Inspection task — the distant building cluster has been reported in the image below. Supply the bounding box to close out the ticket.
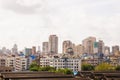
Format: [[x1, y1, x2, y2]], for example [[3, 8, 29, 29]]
[[0, 35, 120, 72]]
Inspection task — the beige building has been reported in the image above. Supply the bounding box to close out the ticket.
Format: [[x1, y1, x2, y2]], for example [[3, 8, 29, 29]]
[[62, 40, 73, 54], [15, 56, 27, 71], [42, 42, 49, 54], [98, 40, 104, 53], [82, 37, 96, 54], [6, 57, 15, 70], [49, 35, 58, 54], [74, 44, 84, 56], [104, 46, 110, 56], [6, 56, 27, 71], [112, 45, 120, 56], [32, 46, 36, 55], [0, 57, 6, 67]]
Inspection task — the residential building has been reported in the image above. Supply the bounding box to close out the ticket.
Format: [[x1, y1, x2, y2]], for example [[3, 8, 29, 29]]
[[62, 40, 73, 54], [98, 40, 104, 53], [0, 57, 6, 66], [40, 58, 81, 71], [6, 57, 15, 70], [15, 56, 27, 71], [74, 44, 84, 56], [104, 46, 110, 56], [49, 35, 58, 54], [32, 46, 36, 55], [12, 44, 18, 54], [0, 66, 13, 72], [42, 42, 49, 54], [112, 45, 120, 56], [82, 37, 96, 54], [82, 58, 104, 66], [24, 48, 32, 56], [2, 47, 7, 54], [93, 42, 98, 54]]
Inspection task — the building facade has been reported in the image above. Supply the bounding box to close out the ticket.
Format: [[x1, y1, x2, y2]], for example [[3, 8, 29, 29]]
[[104, 46, 110, 56], [98, 40, 104, 53], [32, 46, 36, 55], [6, 57, 15, 70], [24, 48, 32, 56], [62, 40, 73, 54], [74, 44, 84, 56], [42, 42, 49, 54], [49, 35, 58, 54], [82, 37, 96, 54], [40, 58, 81, 72], [112, 45, 120, 56], [15, 56, 27, 71], [0, 57, 6, 67], [12, 44, 18, 54]]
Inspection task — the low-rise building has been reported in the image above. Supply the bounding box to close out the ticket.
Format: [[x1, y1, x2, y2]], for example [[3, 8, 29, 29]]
[[82, 58, 104, 66], [6, 57, 15, 70], [15, 56, 27, 71], [40, 58, 81, 71]]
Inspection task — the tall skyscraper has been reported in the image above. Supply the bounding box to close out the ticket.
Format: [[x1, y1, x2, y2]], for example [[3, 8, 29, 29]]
[[104, 46, 110, 56], [82, 37, 96, 54], [32, 46, 36, 55], [24, 48, 32, 56], [62, 40, 73, 54], [2, 47, 7, 54], [42, 42, 49, 54], [93, 42, 98, 54], [49, 35, 58, 54], [112, 45, 119, 54], [72, 43, 76, 54], [74, 44, 84, 55], [37, 46, 41, 56], [12, 44, 18, 54], [98, 40, 104, 53]]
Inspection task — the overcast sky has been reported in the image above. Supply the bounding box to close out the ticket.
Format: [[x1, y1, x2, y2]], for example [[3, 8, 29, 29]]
[[0, 0, 120, 52]]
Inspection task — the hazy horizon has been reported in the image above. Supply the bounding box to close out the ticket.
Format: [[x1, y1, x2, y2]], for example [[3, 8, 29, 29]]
[[0, 0, 120, 52]]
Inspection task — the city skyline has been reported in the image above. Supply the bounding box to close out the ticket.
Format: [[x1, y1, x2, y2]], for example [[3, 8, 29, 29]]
[[0, 35, 119, 54], [0, 0, 120, 52]]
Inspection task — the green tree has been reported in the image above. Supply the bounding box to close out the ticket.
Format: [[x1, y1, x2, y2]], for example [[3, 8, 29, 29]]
[[29, 62, 39, 71], [115, 65, 120, 71], [29, 62, 72, 74], [55, 68, 73, 74], [81, 63, 94, 71], [30, 66, 39, 71], [39, 66, 56, 72], [56, 68, 65, 74], [64, 68, 73, 74], [95, 62, 114, 71], [29, 62, 38, 69]]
